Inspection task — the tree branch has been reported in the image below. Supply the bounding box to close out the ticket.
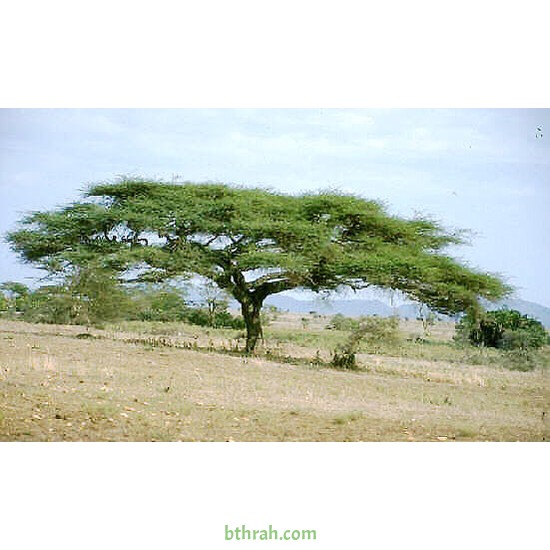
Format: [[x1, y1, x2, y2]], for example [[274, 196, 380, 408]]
[[247, 272, 289, 290], [253, 277, 300, 301]]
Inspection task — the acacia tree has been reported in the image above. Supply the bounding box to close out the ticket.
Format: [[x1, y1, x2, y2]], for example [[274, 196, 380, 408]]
[[7, 179, 510, 352]]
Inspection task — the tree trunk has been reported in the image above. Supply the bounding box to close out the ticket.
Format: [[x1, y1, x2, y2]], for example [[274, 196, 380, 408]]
[[241, 299, 263, 353]]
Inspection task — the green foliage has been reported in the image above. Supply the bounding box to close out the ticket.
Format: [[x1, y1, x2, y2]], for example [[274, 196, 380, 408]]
[[1, 274, 246, 329], [197, 280, 231, 327], [0, 281, 31, 313], [125, 283, 244, 328], [332, 316, 400, 369], [0, 268, 131, 326], [326, 313, 361, 331], [1, 281, 30, 299], [457, 308, 548, 351], [183, 307, 245, 329], [126, 283, 188, 322], [68, 267, 131, 325], [360, 316, 401, 348], [20, 285, 76, 324], [327, 314, 403, 348], [6, 178, 511, 351], [8, 269, 131, 326]]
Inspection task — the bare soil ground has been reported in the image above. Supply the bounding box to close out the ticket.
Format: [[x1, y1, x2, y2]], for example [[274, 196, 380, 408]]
[[0, 319, 547, 441]]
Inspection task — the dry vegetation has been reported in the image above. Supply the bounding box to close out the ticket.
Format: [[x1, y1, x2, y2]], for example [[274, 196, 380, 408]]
[[0, 316, 547, 441]]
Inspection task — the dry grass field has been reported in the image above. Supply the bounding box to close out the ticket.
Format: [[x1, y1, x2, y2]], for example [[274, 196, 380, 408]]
[[0, 317, 547, 441]]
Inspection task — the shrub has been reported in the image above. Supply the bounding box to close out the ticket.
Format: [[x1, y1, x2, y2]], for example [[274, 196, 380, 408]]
[[213, 310, 246, 329], [127, 284, 188, 322], [183, 307, 245, 329], [0, 281, 31, 316], [360, 316, 401, 348], [331, 316, 400, 369], [21, 286, 76, 325], [12, 269, 133, 326], [326, 313, 368, 331], [457, 308, 548, 351]]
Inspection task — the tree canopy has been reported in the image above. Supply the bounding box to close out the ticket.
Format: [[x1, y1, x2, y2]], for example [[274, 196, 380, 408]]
[[6, 178, 510, 351]]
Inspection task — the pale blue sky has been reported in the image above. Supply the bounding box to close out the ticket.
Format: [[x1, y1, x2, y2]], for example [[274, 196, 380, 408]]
[[1, 108, 549, 306]]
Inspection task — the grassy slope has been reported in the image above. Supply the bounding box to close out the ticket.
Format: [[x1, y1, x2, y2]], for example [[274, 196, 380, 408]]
[[0, 318, 547, 441]]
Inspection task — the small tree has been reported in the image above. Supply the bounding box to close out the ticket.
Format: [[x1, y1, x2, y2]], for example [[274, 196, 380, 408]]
[[13, 268, 130, 326], [417, 304, 437, 337], [22, 285, 76, 324], [67, 266, 131, 325], [7, 179, 510, 352], [127, 282, 188, 321], [198, 279, 231, 327]]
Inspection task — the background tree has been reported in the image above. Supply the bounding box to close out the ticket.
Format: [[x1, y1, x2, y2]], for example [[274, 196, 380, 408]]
[[196, 279, 231, 327], [417, 303, 437, 338], [126, 282, 189, 322], [457, 308, 548, 351], [0, 281, 31, 314], [20, 284, 76, 325], [0, 269, 130, 325], [7, 178, 510, 352], [65, 266, 131, 325]]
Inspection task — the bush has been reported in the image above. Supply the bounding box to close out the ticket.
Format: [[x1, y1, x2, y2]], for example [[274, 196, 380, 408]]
[[21, 286, 76, 325], [360, 316, 401, 348], [0, 281, 31, 316], [11, 269, 133, 326], [212, 310, 246, 329], [127, 284, 188, 322], [331, 316, 400, 369], [326, 313, 373, 331], [183, 307, 245, 329], [457, 308, 548, 351]]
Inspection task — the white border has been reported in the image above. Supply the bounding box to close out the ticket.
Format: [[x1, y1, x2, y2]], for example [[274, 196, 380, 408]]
[[1, 2, 547, 549]]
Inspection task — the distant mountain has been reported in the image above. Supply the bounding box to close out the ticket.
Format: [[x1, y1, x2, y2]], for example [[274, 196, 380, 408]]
[[186, 284, 550, 328], [264, 295, 550, 327], [264, 295, 394, 317]]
